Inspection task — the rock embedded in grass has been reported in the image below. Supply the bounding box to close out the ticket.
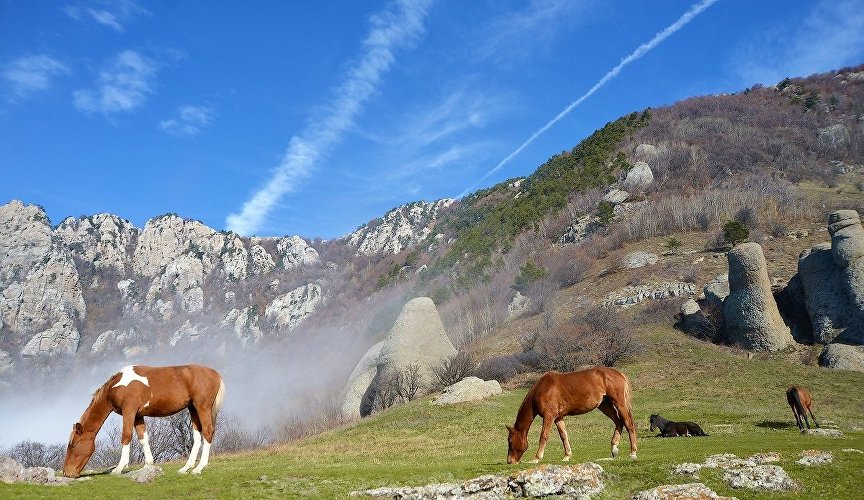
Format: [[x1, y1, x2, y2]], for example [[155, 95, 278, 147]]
[[633, 482, 734, 500], [796, 450, 833, 466], [723, 464, 798, 491], [123, 464, 163, 483]]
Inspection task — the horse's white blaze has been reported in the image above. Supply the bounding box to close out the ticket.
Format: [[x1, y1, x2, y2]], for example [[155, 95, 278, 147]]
[[143, 401, 150, 408], [179, 428, 202, 474], [191, 439, 211, 474], [112, 443, 131, 474], [112, 365, 149, 388], [140, 431, 154, 465]]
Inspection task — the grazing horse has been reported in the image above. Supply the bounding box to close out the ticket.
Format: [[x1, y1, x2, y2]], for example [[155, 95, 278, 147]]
[[63, 364, 225, 478], [786, 385, 819, 432], [649, 414, 708, 437], [506, 367, 637, 464]]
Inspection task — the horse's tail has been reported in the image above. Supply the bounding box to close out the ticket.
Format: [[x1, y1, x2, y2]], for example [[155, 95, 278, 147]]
[[790, 387, 806, 419], [212, 378, 226, 423], [622, 372, 634, 421]]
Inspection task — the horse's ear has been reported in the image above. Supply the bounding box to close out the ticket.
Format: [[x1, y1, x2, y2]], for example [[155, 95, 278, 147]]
[[73, 422, 83, 434]]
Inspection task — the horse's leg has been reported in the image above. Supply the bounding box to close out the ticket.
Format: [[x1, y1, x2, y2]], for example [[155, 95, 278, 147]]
[[134, 415, 154, 465], [791, 405, 803, 431], [597, 399, 623, 458], [530, 415, 555, 463], [111, 409, 136, 474], [191, 398, 215, 474], [807, 405, 820, 428], [555, 419, 572, 462], [610, 397, 637, 458], [178, 408, 202, 474]]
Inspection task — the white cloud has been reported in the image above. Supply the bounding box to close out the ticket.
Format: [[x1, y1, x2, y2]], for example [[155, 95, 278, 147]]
[[159, 105, 215, 137], [73, 50, 157, 115], [460, 0, 720, 197], [733, 0, 864, 86], [2, 55, 70, 99], [63, 0, 150, 32], [225, 0, 434, 236]]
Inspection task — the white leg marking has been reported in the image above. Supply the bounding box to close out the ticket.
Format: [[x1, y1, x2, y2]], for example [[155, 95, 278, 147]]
[[140, 431, 154, 465], [178, 428, 201, 474], [112, 443, 130, 474], [191, 439, 211, 474], [612, 445, 619, 458]]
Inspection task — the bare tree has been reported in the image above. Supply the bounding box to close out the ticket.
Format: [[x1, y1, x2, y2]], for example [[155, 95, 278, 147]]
[[393, 364, 424, 402], [432, 351, 475, 389]]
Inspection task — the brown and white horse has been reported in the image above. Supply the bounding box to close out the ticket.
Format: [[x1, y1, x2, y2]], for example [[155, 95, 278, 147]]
[[63, 364, 225, 478], [506, 367, 637, 464], [786, 385, 819, 432]]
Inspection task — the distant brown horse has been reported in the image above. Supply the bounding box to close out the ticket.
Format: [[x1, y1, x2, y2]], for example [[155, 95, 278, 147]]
[[506, 367, 637, 464], [786, 385, 819, 432], [63, 364, 225, 478]]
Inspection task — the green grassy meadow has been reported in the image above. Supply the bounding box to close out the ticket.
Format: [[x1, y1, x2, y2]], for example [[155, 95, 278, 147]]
[[3, 329, 863, 499]]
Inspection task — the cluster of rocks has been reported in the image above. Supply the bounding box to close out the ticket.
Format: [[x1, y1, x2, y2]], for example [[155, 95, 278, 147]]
[[0, 456, 73, 486], [350, 463, 605, 499], [679, 210, 864, 370], [674, 453, 798, 492], [341, 297, 457, 418], [604, 282, 697, 307], [345, 199, 453, 256], [432, 377, 502, 405]]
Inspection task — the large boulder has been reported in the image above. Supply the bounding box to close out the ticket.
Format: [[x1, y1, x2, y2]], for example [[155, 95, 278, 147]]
[[432, 377, 502, 405], [723, 243, 791, 351], [798, 210, 864, 345], [820, 343, 864, 372], [342, 297, 456, 418], [620, 161, 654, 192]]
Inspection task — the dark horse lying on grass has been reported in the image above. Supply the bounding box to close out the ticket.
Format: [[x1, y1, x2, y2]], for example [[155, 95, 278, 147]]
[[786, 385, 819, 432], [506, 366, 637, 464], [649, 414, 708, 437]]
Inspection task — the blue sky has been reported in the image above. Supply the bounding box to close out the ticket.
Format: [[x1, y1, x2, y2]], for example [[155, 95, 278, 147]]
[[2, 0, 863, 239]]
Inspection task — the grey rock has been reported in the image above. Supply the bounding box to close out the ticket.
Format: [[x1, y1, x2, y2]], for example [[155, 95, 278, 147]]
[[724, 243, 791, 351], [124, 464, 163, 483], [275, 235, 320, 269], [622, 251, 658, 269], [796, 450, 832, 466], [817, 124, 851, 149], [602, 189, 629, 205], [0, 200, 53, 287], [634, 144, 657, 162], [804, 428, 843, 437], [680, 299, 700, 316], [265, 283, 323, 332], [432, 377, 502, 405], [633, 482, 733, 500], [21, 319, 80, 356], [620, 161, 654, 192], [820, 343, 864, 372], [507, 292, 532, 320], [341, 341, 385, 418], [559, 214, 600, 244], [346, 199, 454, 256], [509, 463, 604, 498], [723, 465, 797, 491], [0, 456, 24, 483]]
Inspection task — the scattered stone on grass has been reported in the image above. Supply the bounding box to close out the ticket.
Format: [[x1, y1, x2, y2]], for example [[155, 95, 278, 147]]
[[672, 463, 702, 478], [805, 428, 843, 437], [123, 464, 163, 483], [748, 452, 781, 464], [0, 456, 72, 486], [796, 450, 833, 466], [722, 465, 798, 491], [633, 482, 735, 500], [841, 448, 863, 454], [350, 463, 605, 498], [702, 454, 755, 469]]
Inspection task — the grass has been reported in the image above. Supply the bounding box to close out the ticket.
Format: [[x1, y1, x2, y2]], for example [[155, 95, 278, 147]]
[[3, 328, 863, 499]]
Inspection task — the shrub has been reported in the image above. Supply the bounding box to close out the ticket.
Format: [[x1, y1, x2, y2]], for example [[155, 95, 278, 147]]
[[475, 355, 524, 382], [663, 236, 683, 253], [723, 220, 749, 246], [512, 261, 547, 293], [596, 201, 615, 224], [432, 352, 476, 389]]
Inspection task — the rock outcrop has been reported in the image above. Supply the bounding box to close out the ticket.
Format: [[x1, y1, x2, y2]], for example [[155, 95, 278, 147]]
[[820, 343, 864, 372], [346, 199, 454, 256], [432, 377, 502, 405], [620, 161, 654, 192], [342, 297, 456, 418], [723, 243, 791, 351]]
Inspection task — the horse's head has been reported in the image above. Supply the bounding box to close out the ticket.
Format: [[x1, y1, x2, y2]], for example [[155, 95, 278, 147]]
[[649, 414, 660, 432], [506, 425, 527, 464], [63, 422, 95, 478]]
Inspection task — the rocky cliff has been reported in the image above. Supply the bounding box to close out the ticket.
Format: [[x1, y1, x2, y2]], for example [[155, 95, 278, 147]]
[[345, 199, 453, 255]]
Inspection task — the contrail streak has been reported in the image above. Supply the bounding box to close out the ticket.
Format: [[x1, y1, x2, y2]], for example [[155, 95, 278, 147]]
[[226, 0, 433, 235], [458, 0, 720, 198]]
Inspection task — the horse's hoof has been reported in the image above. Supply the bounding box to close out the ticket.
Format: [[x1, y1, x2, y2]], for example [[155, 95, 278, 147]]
[[562, 456, 571, 462], [529, 459, 540, 464], [191, 469, 203, 475], [611, 446, 619, 458], [177, 468, 189, 475], [629, 453, 638, 460], [110, 468, 123, 475]]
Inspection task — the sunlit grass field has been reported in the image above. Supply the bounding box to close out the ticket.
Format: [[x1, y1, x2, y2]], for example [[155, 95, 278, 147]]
[[3, 329, 863, 499]]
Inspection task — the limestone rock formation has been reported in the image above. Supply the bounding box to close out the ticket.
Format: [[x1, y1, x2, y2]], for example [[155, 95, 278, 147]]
[[820, 343, 864, 372], [798, 210, 864, 345], [558, 214, 599, 244], [817, 123, 851, 149], [346, 199, 454, 256], [723, 243, 791, 351], [55, 213, 136, 274], [621, 251, 658, 269], [0, 201, 53, 286], [432, 377, 502, 405], [276, 235, 321, 269], [620, 161, 654, 192], [265, 283, 323, 332], [601, 188, 629, 204], [342, 297, 456, 418], [634, 143, 658, 162]]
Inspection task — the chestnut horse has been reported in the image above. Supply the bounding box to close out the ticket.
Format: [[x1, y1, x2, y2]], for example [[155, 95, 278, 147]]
[[786, 385, 819, 432], [506, 367, 637, 464], [63, 364, 225, 478]]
